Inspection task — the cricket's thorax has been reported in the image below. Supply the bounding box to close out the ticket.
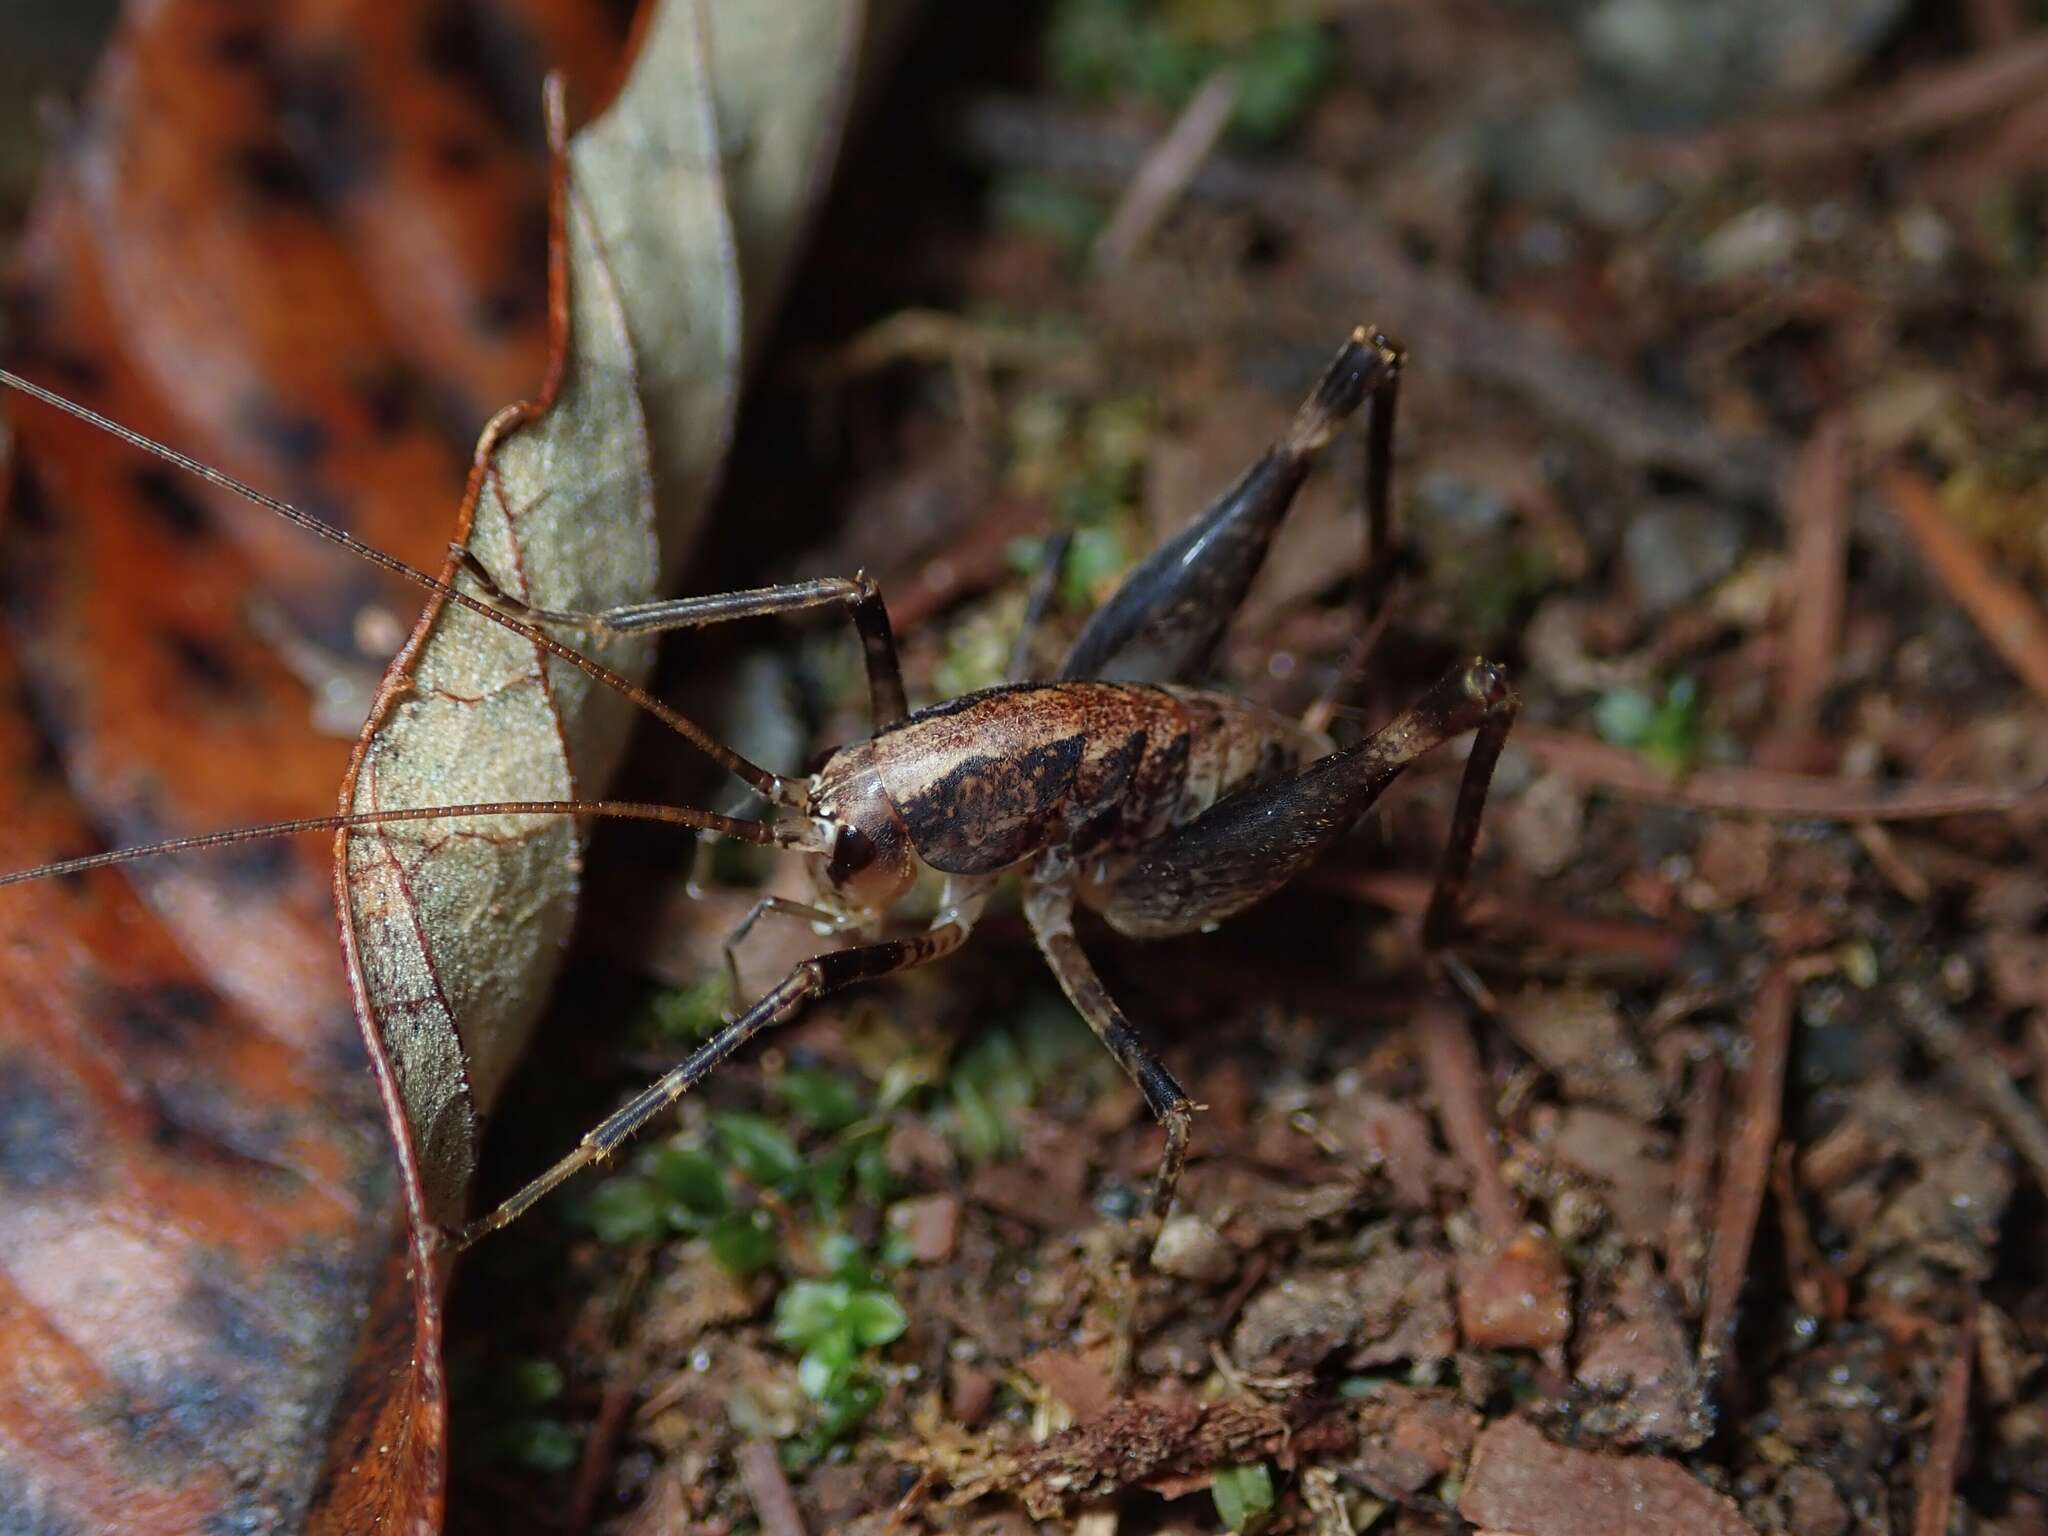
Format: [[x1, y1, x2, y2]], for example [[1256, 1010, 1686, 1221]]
[[807, 683, 1330, 906]]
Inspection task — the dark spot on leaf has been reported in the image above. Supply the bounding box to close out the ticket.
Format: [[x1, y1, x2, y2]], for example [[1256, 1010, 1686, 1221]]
[[211, 23, 264, 67], [4, 677, 68, 785], [113, 1361, 259, 1451], [164, 630, 243, 698], [7, 459, 57, 535], [201, 1493, 292, 1536], [350, 358, 423, 438], [471, 193, 550, 337], [233, 141, 322, 208], [434, 135, 489, 176], [105, 981, 219, 1050], [219, 838, 297, 892], [142, 1078, 289, 1175], [472, 285, 535, 337], [238, 398, 329, 470], [181, 1272, 284, 1367], [131, 465, 213, 541], [420, 0, 547, 144], [269, 48, 385, 203], [0, 1054, 94, 1194]]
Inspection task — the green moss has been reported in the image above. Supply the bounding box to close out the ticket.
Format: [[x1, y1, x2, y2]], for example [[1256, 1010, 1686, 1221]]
[[1212, 1461, 1277, 1530], [991, 175, 1106, 253], [1594, 676, 1701, 773], [1046, 0, 1335, 142]]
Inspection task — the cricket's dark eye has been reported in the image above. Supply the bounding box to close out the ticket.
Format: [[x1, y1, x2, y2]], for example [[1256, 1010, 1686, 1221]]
[[827, 824, 879, 886]]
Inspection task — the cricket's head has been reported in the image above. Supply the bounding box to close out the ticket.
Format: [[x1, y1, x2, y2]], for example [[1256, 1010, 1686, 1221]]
[[801, 738, 918, 920]]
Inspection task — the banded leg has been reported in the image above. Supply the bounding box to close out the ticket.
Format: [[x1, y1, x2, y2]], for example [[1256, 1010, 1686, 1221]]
[[1023, 881, 1195, 1220], [454, 555, 909, 729], [457, 902, 981, 1248]]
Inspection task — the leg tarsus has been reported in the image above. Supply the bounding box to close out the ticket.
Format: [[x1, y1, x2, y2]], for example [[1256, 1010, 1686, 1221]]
[[1419, 658, 1518, 952], [1024, 882, 1197, 1221]]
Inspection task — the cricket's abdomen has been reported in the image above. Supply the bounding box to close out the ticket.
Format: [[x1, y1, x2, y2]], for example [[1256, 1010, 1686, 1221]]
[[865, 682, 1327, 879]]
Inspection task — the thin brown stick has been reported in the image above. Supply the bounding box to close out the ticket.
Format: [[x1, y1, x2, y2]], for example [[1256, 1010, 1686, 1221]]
[[1415, 1002, 1520, 1244], [1515, 724, 2048, 822], [1913, 1287, 1980, 1536], [1093, 66, 1241, 269], [1701, 966, 1794, 1377], [1779, 412, 1851, 738], [566, 1377, 636, 1536], [1315, 868, 1685, 970], [1967, 0, 2029, 44], [1884, 465, 2048, 709], [1634, 33, 2048, 178], [1896, 981, 2048, 1196], [1666, 1050, 1724, 1316], [739, 1439, 809, 1536], [1772, 1142, 1848, 1321]]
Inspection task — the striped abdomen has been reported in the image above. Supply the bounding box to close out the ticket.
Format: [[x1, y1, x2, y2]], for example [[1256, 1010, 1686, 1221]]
[[839, 681, 1328, 879]]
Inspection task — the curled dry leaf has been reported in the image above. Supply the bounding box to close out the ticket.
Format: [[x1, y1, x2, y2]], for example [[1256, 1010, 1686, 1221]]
[[331, 2, 885, 1529], [0, 0, 881, 1530]]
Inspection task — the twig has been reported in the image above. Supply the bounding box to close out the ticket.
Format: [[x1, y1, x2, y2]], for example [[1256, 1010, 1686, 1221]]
[[1316, 868, 1685, 970], [1515, 724, 2048, 822], [1666, 1049, 1723, 1316], [1007, 528, 1073, 683], [1771, 1142, 1848, 1321], [1633, 33, 2048, 178], [1913, 1287, 1980, 1536], [1968, 0, 2030, 44], [740, 1439, 809, 1536], [566, 1377, 637, 1536], [958, 95, 1790, 505], [1895, 980, 2048, 1196], [1853, 822, 1933, 903], [1884, 465, 2048, 709], [1414, 1002, 1520, 1244], [1701, 966, 1794, 1378], [1094, 67, 1242, 269], [1778, 412, 1851, 740]]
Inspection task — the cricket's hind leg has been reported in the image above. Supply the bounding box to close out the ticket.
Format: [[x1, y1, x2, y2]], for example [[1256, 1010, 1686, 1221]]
[[1060, 326, 1403, 686], [1097, 657, 1519, 965]]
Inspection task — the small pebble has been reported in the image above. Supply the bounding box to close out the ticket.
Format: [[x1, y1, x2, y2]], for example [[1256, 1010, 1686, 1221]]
[[1149, 1213, 1237, 1283]]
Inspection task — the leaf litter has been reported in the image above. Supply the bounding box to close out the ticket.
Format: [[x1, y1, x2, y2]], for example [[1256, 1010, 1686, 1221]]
[[446, 4, 2048, 1532]]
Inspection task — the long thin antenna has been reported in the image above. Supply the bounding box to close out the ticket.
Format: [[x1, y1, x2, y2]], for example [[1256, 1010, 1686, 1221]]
[[0, 798, 805, 889], [0, 370, 798, 805]]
